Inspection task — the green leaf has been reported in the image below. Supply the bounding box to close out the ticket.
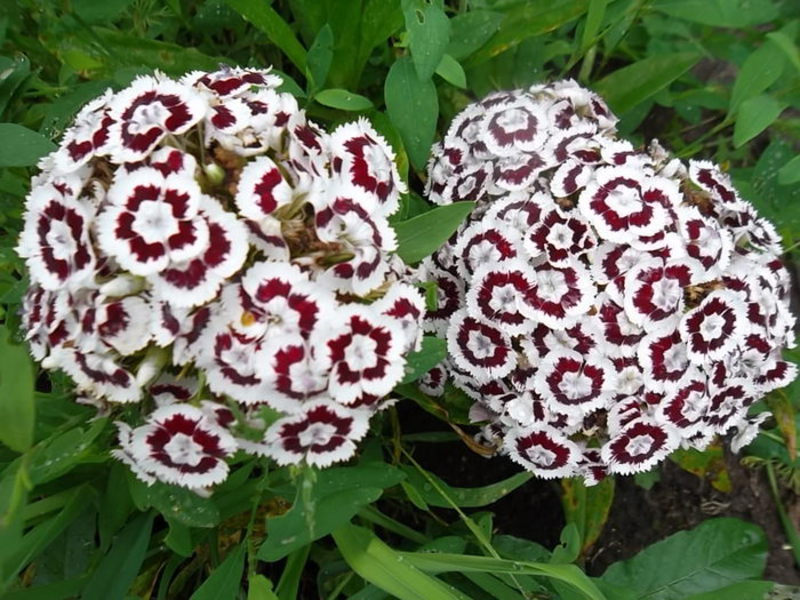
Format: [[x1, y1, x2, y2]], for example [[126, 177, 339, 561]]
[[403, 0, 451, 81], [2, 577, 87, 600], [0, 326, 34, 452], [398, 551, 606, 600], [258, 464, 404, 561], [81, 512, 154, 600], [601, 517, 768, 600], [561, 477, 615, 556], [306, 24, 334, 93], [400, 464, 532, 508], [129, 479, 220, 528], [394, 202, 475, 264], [684, 581, 774, 600], [733, 95, 785, 148], [333, 524, 468, 600], [651, 0, 779, 27], [191, 543, 246, 600], [594, 52, 700, 115], [446, 10, 503, 61], [248, 575, 279, 600], [766, 30, 800, 73], [468, 0, 589, 65], [385, 56, 438, 171], [580, 0, 607, 52], [0, 54, 30, 120], [1, 485, 93, 589], [226, 0, 307, 72], [778, 156, 800, 185], [0, 124, 55, 168], [93, 29, 224, 76], [435, 54, 467, 88], [72, 0, 134, 23], [315, 88, 373, 111], [729, 41, 787, 114], [401, 336, 447, 384]]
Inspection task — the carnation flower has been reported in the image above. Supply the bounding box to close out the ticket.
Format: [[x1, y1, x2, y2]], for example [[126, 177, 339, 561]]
[[19, 66, 419, 491], [421, 79, 796, 484]]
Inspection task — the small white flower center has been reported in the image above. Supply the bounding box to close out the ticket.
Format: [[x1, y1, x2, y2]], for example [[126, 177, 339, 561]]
[[526, 445, 556, 467], [651, 276, 682, 312], [163, 432, 205, 466], [605, 185, 642, 217], [467, 330, 495, 360], [536, 269, 567, 302], [663, 343, 687, 372], [129, 101, 169, 135], [46, 220, 78, 259], [496, 108, 530, 134], [298, 422, 337, 447], [626, 434, 654, 456], [133, 200, 179, 243], [546, 223, 573, 249], [489, 283, 518, 313], [344, 334, 378, 371], [559, 371, 592, 400], [700, 313, 725, 340], [468, 240, 502, 273]]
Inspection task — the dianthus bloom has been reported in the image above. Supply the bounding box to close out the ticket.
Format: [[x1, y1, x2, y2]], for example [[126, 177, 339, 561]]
[[18, 67, 420, 492], [422, 79, 796, 483]]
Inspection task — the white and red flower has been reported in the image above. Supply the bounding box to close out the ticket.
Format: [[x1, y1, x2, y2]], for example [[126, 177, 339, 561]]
[[263, 401, 370, 468], [125, 404, 237, 488]]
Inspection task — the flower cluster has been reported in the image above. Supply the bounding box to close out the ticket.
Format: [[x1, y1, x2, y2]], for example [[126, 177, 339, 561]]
[[18, 67, 420, 491], [422, 80, 796, 483]]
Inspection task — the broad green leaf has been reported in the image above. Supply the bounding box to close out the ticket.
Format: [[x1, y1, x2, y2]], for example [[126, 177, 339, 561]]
[[165, 518, 193, 557], [226, 0, 307, 72], [778, 155, 800, 185], [400, 464, 532, 508], [333, 524, 468, 600], [729, 42, 787, 114], [401, 336, 447, 384], [580, 0, 607, 52], [0, 124, 55, 168], [734, 95, 785, 147], [306, 24, 333, 93], [315, 88, 373, 111], [734, 139, 800, 230], [0, 54, 30, 120], [766, 30, 800, 73], [258, 464, 404, 561], [129, 478, 220, 528], [435, 54, 467, 88], [493, 535, 551, 563], [651, 0, 779, 27], [446, 10, 503, 61], [403, 0, 451, 81], [248, 575, 279, 600], [0, 486, 93, 589], [399, 551, 606, 600], [81, 512, 154, 600], [0, 326, 34, 452], [385, 56, 438, 171], [595, 52, 700, 115], [191, 543, 246, 600], [394, 202, 475, 264], [684, 581, 774, 600], [72, 0, 134, 23], [2, 577, 87, 600], [601, 518, 768, 600], [28, 418, 107, 485], [93, 29, 224, 76], [468, 0, 589, 65], [98, 462, 134, 550], [275, 545, 309, 600], [669, 444, 731, 493], [561, 477, 615, 556]]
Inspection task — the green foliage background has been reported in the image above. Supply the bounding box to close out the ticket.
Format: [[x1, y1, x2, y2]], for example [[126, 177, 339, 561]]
[[0, 0, 798, 598]]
